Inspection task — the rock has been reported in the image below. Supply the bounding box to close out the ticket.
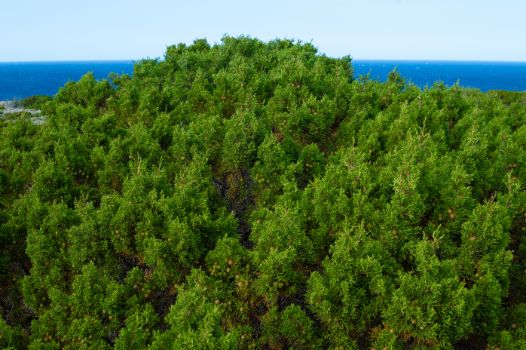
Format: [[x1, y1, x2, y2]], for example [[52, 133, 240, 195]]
[[0, 100, 46, 125]]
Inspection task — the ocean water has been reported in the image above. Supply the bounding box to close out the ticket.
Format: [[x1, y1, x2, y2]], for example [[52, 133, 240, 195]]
[[1, 60, 526, 100], [353, 60, 526, 92], [0, 61, 134, 100]]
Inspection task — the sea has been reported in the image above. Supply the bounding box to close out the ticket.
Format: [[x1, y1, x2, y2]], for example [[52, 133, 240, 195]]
[[1, 60, 526, 100]]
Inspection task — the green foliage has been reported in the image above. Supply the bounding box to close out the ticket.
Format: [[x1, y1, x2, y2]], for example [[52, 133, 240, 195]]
[[383, 241, 476, 348], [260, 305, 319, 349], [19, 95, 52, 110], [1, 36, 525, 349], [0, 317, 26, 349], [150, 269, 246, 349]]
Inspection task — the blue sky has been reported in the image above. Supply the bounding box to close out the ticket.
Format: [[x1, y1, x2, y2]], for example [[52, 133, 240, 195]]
[[1, 0, 525, 62]]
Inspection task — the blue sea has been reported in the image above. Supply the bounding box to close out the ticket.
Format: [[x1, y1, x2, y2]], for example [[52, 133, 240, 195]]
[[353, 60, 526, 92], [0, 61, 134, 100], [1, 60, 526, 100]]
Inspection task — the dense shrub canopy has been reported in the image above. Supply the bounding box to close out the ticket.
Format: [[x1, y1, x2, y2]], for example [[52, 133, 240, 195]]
[[1, 36, 526, 349]]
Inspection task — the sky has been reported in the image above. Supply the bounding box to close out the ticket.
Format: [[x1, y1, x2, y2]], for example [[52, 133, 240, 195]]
[[1, 0, 525, 62]]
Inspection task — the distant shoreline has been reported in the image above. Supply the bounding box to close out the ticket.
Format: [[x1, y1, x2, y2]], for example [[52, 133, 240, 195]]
[[0, 100, 46, 125], [0, 100, 40, 114]]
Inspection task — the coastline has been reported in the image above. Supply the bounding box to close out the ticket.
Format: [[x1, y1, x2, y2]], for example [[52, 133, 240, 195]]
[[0, 100, 46, 125], [0, 100, 40, 114]]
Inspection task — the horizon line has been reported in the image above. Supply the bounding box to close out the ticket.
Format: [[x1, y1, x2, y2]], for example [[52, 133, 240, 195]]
[[0, 59, 137, 64], [1, 58, 526, 64]]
